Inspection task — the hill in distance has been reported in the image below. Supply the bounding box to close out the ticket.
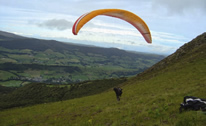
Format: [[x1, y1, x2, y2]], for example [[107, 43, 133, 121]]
[[0, 33, 205, 125], [0, 31, 27, 40], [0, 30, 164, 86]]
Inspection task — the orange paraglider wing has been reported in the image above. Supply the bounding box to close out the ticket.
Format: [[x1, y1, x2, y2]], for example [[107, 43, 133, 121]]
[[72, 9, 152, 43]]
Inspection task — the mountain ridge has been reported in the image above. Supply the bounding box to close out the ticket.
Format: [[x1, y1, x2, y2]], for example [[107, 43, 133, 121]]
[[0, 30, 163, 58], [0, 30, 27, 40]]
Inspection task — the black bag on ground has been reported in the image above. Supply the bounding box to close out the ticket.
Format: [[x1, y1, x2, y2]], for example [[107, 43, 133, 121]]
[[180, 96, 206, 113]]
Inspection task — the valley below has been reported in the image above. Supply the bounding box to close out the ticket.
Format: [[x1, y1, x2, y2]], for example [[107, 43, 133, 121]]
[[0, 31, 164, 86]]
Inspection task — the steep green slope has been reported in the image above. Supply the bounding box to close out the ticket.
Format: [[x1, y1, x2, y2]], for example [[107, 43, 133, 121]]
[[0, 33, 206, 125]]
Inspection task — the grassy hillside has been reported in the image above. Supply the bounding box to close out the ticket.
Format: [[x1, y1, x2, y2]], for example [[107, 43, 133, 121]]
[[0, 78, 127, 110], [0, 33, 206, 126]]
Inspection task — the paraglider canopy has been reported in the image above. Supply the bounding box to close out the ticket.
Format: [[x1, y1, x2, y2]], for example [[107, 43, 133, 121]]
[[72, 9, 152, 43]]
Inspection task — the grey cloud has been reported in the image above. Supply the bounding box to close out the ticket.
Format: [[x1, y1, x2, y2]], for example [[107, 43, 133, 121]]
[[152, 0, 206, 15], [37, 19, 73, 30]]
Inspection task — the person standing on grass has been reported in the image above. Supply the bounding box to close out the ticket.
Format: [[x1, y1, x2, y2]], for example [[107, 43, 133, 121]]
[[113, 87, 123, 101]]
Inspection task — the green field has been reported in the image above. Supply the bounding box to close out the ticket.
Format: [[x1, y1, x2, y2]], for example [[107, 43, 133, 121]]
[[0, 44, 163, 86]]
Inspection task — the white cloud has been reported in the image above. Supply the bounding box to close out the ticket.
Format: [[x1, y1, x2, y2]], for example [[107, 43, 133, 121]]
[[152, 0, 206, 16], [37, 19, 73, 30]]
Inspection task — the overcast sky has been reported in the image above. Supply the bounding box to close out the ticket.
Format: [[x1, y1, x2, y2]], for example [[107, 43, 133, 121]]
[[0, 0, 206, 55]]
